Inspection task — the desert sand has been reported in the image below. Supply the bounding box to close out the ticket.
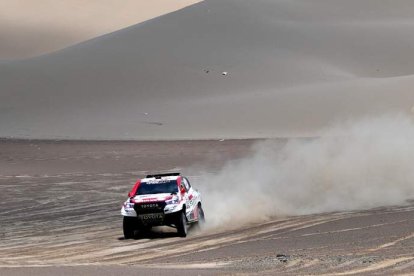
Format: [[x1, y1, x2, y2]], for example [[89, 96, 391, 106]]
[[0, 0, 201, 59], [1, 140, 414, 275], [2, 1, 414, 275]]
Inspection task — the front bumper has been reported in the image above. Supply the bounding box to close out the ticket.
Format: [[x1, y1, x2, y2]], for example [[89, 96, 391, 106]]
[[121, 201, 183, 226]]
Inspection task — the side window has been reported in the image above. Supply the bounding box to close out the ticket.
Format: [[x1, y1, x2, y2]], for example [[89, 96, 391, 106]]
[[183, 178, 190, 191]]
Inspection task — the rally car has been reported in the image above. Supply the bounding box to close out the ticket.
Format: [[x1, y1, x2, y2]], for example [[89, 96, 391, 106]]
[[121, 173, 205, 238]]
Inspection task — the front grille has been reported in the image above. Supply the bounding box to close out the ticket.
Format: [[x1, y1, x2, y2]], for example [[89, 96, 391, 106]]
[[134, 201, 166, 214]]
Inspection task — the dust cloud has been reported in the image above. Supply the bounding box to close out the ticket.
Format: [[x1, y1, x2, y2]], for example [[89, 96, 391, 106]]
[[200, 114, 414, 228]]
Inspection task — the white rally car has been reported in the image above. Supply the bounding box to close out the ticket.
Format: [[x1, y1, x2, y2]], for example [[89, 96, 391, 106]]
[[121, 173, 204, 238]]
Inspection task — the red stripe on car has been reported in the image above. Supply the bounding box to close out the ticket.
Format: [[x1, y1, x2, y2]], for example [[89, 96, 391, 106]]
[[128, 180, 141, 197]]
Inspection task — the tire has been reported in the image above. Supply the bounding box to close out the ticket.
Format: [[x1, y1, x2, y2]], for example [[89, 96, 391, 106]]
[[176, 211, 188, 237], [193, 205, 205, 231], [123, 217, 136, 239], [197, 205, 205, 223]]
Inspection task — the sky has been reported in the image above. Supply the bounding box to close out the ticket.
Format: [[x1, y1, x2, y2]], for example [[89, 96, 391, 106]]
[[0, 0, 200, 59]]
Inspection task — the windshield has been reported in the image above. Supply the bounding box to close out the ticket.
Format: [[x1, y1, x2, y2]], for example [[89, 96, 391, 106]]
[[136, 180, 178, 195]]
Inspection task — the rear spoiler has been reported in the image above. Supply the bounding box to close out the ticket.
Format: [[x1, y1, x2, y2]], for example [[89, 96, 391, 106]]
[[146, 172, 180, 178]]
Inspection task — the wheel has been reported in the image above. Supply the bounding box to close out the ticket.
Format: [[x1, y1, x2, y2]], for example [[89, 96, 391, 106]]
[[123, 216, 136, 239], [193, 205, 205, 231], [176, 211, 188, 237], [197, 205, 205, 224]]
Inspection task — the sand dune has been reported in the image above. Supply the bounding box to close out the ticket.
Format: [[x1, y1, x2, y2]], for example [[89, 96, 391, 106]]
[[0, 0, 200, 59], [2, 0, 414, 139]]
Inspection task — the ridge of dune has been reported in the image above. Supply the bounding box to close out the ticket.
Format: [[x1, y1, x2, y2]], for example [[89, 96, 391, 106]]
[[1, 0, 414, 140], [0, 0, 201, 60]]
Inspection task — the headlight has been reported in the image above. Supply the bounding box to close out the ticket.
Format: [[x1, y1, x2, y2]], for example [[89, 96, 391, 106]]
[[166, 197, 179, 205], [124, 203, 134, 208]]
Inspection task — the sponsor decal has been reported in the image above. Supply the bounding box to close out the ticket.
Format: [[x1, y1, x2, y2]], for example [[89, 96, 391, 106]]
[[188, 198, 196, 207], [146, 180, 170, 184], [139, 213, 164, 220], [141, 203, 159, 209], [141, 198, 157, 202]]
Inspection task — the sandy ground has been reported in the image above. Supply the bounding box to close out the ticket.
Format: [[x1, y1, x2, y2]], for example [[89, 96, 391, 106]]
[[1, 139, 414, 275], [0, 0, 201, 59], [2, 0, 414, 139]]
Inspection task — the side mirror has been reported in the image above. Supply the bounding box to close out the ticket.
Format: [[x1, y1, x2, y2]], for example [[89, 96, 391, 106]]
[[128, 192, 132, 197], [180, 186, 186, 194]]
